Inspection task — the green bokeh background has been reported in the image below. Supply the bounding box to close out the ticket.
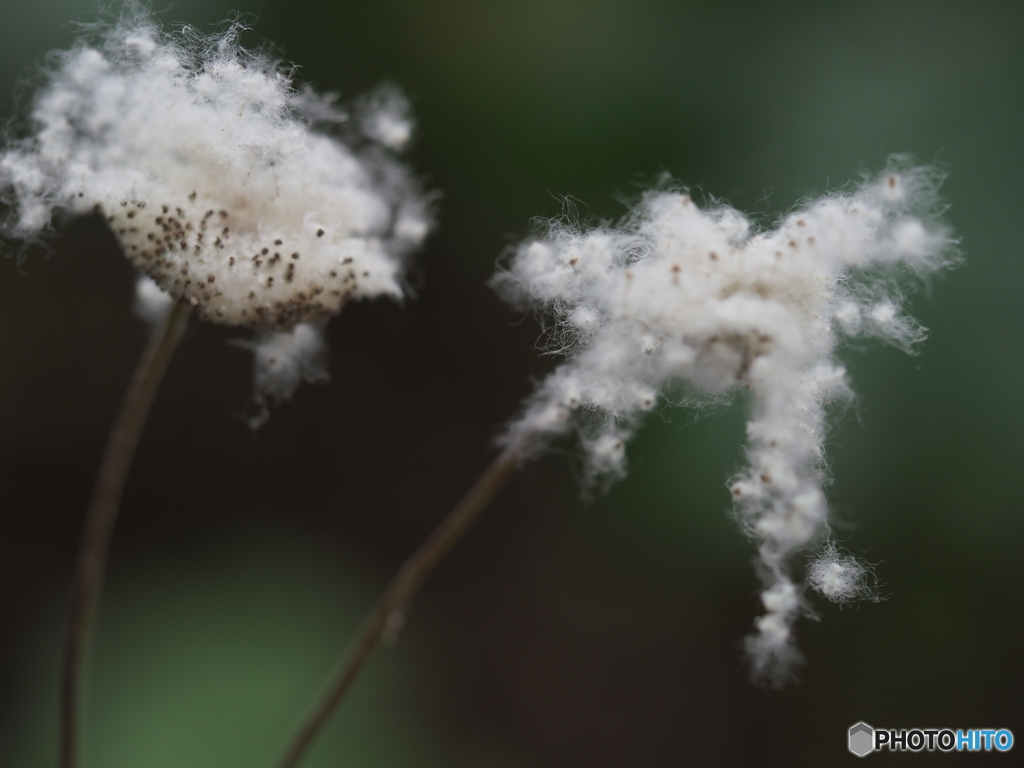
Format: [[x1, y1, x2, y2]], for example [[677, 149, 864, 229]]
[[1, 0, 1021, 765]]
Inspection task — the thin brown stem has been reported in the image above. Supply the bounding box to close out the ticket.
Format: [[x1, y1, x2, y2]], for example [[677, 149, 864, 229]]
[[60, 300, 191, 768], [273, 432, 535, 768]]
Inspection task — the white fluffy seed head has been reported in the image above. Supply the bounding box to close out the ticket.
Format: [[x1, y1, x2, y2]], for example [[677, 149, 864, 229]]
[[0, 8, 431, 330], [493, 162, 955, 682]]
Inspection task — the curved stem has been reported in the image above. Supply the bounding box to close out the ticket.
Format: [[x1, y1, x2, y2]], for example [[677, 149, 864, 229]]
[[60, 301, 191, 768], [273, 432, 535, 768]]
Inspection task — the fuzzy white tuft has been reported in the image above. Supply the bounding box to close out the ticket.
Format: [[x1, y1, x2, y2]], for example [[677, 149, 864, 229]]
[[248, 323, 329, 429], [0, 8, 430, 330], [132, 274, 173, 326], [492, 163, 956, 682], [806, 540, 880, 604]]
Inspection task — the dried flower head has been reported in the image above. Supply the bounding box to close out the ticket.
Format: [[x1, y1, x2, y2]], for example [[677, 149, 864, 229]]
[[1, 6, 430, 407], [493, 162, 956, 683]]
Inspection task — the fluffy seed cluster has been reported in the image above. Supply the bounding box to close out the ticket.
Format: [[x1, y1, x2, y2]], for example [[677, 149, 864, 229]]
[[0, 9, 429, 405], [493, 164, 955, 682]]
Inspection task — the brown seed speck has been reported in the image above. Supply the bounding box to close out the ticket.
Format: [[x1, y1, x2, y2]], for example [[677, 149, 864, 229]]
[[316, 228, 324, 237], [291, 252, 299, 260], [274, 239, 282, 245]]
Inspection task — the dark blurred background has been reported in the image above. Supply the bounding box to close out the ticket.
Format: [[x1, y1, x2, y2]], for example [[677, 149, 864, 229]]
[[1, 0, 1022, 765]]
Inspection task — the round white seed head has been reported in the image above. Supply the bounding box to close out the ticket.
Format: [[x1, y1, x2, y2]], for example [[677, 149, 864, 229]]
[[1, 11, 431, 330]]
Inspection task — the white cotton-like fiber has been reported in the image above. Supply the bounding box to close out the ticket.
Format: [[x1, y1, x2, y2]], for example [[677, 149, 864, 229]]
[[493, 162, 956, 682], [247, 323, 330, 428], [806, 540, 880, 604], [132, 274, 173, 326]]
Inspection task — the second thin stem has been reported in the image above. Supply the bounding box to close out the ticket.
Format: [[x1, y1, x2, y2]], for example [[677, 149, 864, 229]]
[[274, 432, 535, 768]]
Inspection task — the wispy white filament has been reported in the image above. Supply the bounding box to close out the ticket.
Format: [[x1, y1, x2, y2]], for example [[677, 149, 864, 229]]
[[493, 163, 955, 682]]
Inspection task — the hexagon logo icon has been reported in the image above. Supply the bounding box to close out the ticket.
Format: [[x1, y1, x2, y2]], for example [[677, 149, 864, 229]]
[[849, 722, 874, 757]]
